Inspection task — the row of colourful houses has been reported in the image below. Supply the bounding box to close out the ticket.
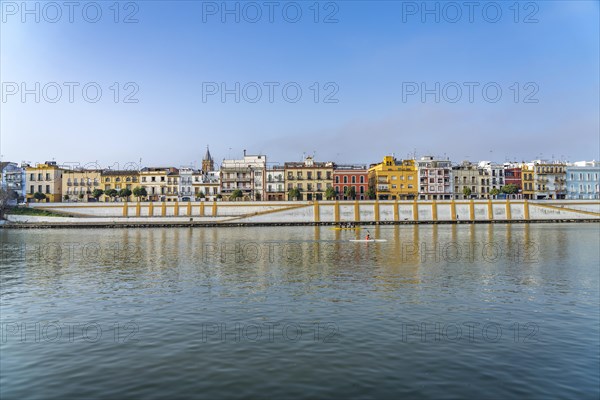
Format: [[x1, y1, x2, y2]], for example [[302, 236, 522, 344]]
[[2, 148, 599, 203]]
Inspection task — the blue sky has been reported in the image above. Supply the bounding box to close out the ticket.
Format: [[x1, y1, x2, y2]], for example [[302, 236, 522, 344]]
[[1, 0, 599, 168]]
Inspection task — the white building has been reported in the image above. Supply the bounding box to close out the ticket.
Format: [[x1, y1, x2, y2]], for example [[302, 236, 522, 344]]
[[1, 162, 26, 204], [193, 170, 220, 201], [478, 161, 505, 196], [417, 156, 452, 200], [178, 167, 195, 201], [220, 151, 266, 201], [527, 160, 567, 199], [567, 161, 600, 200], [266, 166, 285, 201]]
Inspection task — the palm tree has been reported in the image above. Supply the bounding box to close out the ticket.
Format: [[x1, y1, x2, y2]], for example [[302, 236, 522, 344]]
[[231, 189, 243, 201], [288, 188, 301, 201], [324, 187, 336, 200], [344, 186, 356, 200], [366, 187, 376, 200]]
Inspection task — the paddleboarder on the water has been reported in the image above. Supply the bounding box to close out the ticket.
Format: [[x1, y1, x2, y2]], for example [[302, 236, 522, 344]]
[[365, 233, 371, 240]]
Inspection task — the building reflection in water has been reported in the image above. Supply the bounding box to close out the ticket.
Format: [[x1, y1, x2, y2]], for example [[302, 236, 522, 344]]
[[0, 223, 588, 302]]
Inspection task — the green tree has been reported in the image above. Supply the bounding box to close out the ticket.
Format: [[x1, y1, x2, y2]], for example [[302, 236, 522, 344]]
[[78, 193, 85, 200], [216, 194, 223, 200], [288, 188, 301, 201], [366, 187, 376, 200], [33, 192, 47, 202], [132, 186, 147, 201], [344, 186, 356, 200], [196, 191, 205, 201], [462, 187, 472, 198], [105, 189, 118, 201], [119, 188, 132, 200], [63, 194, 70, 201], [501, 184, 518, 195], [490, 188, 500, 197], [92, 189, 104, 200], [323, 187, 335, 200], [231, 189, 243, 201]]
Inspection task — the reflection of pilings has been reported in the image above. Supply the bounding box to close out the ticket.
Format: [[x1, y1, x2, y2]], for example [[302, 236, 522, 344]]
[[413, 200, 419, 221], [450, 223, 457, 243], [505, 223, 513, 260], [469, 223, 475, 245], [413, 224, 420, 248], [469, 199, 475, 221], [392, 225, 401, 267], [374, 225, 382, 260], [432, 224, 439, 248]]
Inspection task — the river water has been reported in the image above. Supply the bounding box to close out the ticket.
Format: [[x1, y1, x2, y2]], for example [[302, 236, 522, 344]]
[[1, 223, 599, 399]]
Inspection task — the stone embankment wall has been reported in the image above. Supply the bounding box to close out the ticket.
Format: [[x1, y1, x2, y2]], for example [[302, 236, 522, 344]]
[[3, 200, 598, 227]]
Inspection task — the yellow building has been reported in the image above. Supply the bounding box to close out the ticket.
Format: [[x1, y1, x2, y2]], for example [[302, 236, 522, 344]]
[[63, 169, 102, 202], [368, 156, 418, 200], [25, 161, 65, 202], [101, 170, 140, 202], [284, 157, 333, 201], [521, 164, 534, 199]]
